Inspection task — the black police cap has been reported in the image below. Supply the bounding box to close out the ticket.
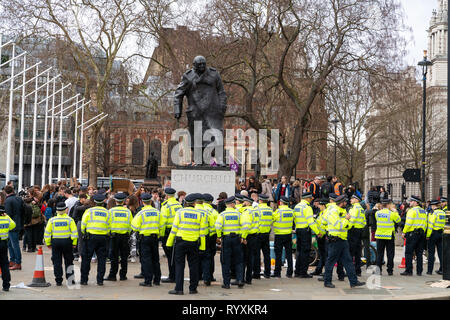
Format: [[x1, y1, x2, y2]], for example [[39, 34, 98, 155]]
[[165, 187, 176, 195], [56, 202, 67, 211], [329, 193, 338, 200], [319, 198, 329, 205], [185, 194, 197, 203], [280, 196, 290, 204], [93, 193, 106, 203], [380, 198, 392, 204], [192, 193, 204, 201], [334, 195, 347, 204], [430, 199, 440, 205], [114, 192, 127, 201], [242, 195, 253, 203], [258, 194, 269, 201], [203, 193, 214, 202], [235, 193, 244, 201], [225, 196, 236, 204], [351, 194, 362, 201], [141, 193, 152, 201], [302, 192, 313, 199], [408, 195, 422, 203]]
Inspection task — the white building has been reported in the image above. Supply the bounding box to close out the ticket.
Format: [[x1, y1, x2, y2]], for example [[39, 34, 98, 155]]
[[364, 0, 448, 201]]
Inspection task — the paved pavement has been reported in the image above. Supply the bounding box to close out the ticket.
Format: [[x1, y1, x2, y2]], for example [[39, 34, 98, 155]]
[[2, 242, 449, 300]]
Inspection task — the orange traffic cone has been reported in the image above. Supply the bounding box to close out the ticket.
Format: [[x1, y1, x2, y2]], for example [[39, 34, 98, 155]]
[[398, 239, 406, 268], [28, 247, 51, 287]]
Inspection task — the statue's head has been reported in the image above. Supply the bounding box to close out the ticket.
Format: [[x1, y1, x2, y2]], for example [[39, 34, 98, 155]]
[[193, 56, 206, 74]]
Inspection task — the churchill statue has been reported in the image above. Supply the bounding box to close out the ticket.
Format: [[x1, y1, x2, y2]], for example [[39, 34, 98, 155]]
[[173, 56, 227, 165]]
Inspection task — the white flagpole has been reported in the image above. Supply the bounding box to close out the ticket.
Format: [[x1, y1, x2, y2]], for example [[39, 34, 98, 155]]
[[79, 101, 85, 181], [41, 70, 51, 186], [72, 95, 79, 179], [6, 43, 16, 183], [18, 54, 27, 191], [30, 64, 39, 186], [58, 86, 64, 181], [48, 80, 57, 185]]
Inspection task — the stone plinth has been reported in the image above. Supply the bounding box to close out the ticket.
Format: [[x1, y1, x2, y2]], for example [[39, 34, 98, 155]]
[[171, 166, 235, 201]]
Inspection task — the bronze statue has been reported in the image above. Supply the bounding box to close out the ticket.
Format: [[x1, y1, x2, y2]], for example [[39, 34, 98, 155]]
[[145, 152, 158, 179], [174, 56, 227, 164]]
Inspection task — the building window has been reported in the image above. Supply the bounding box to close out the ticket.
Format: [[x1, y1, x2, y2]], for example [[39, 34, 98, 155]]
[[132, 138, 144, 165], [117, 111, 128, 121]]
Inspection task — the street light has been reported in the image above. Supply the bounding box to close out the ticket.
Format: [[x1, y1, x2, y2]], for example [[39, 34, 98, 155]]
[[418, 50, 432, 202], [330, 118, 339, 176]]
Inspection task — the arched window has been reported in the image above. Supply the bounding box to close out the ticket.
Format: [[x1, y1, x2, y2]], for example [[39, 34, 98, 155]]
[[132, 139, 144, 165], [117, 111, 128, 121], [149, 139, 162, 165]]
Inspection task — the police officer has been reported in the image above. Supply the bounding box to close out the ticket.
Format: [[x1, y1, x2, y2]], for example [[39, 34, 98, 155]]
[[310, 198, 329, 276], [105, 192, 132, 281], [317, 194, 345, 281], [215, 196, 247, 289], [254, 194, 273, 279], [240, 195, 259, 284], [202, 193, 219, 282], [401, 195, 427, 276], [374, 198, 400, 276], [441, 197, 448, 211], [230, 193, 244, 279], [323, 195, 365, 288], [160, 187, 182, 283], [272, 196, 294, 278], [166, 194, 207, 295], [0, 205, 16, 292], [131, 193, 166, 287], [44, 202, 78, 286], [80, 193, 111, 286], [347, 194, 366, 276], [235, 194, 244, 212], [426, 199, 446, 275], [194, 194, 213, 285], [294, 192, 323, 278]]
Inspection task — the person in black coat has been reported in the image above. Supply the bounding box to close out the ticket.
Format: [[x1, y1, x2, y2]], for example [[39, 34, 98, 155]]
[[367, 187, 380, 208], [217, 192, 228, 213], [22, 198, 33, 251], [4, 185, 25, 269]]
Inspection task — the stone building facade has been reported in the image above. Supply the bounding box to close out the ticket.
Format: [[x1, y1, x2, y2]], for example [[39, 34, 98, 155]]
[[364, 0, 448, 201]]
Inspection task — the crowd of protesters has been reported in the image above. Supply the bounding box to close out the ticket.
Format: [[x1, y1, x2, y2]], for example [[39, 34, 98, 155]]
[[0, 179, 188, 271]]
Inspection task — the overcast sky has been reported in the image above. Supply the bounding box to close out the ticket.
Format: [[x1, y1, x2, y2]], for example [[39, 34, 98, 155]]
[[401, 0, 439, 66]]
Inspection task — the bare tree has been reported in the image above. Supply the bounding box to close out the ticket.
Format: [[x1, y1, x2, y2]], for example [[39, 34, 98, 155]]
[[192, 0, 407, 177], [369, 68, 446, 194], [325, 70, 382, 185], [0, 0, 177, 185]]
